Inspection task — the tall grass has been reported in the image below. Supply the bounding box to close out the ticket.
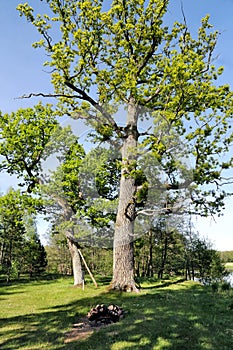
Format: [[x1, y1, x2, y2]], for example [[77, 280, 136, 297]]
[[0, 276, 232, 349]]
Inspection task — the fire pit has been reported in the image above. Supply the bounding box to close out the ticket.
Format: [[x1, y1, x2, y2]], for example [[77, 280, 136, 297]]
[[64, 304, 124, 343], [87, 304, 124, 325]]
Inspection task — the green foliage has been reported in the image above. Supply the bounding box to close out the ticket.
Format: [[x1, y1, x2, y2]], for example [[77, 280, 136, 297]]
[[221, 280, 231, 292], [82, 247, 113, 276], [0, 190, 47, 280], [46, 138, 86, 212], [0, 189, 27, 279], [17, 0, 233, 216], [45, 234, 72, 275], [23, 233, 48, 277], [220, 250, 233, 263], [134, 219, 225, 282], [185, 235, 225, 283], [95, 157, 120, 200], [76, 147, 119, 226], [0, 103, 59, 192], [45, 145, 119, 250]]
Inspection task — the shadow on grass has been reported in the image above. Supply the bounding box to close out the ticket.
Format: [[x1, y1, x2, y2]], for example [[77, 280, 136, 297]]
[[0, 273, 66, 286], [0, 282, 232, 350], [0, 275, 66, 301], [139, 277, 187, 290]]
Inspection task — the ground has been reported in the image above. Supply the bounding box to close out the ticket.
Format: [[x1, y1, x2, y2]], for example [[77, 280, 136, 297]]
[[64, 316, 116, 343]]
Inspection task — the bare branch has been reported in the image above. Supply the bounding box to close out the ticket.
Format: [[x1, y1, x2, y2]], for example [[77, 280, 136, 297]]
[[16, 92, 79, 100], [64, 81, 122, 133]]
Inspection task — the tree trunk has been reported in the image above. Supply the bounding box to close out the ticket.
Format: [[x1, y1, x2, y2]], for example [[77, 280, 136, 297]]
[[147, 229, 153, 277], [0, 241, 5, 265], [111, 98, 139, 292], [158, 233, 168, 279], [67, 235, 83, 286], [55, 197, 84, 286]]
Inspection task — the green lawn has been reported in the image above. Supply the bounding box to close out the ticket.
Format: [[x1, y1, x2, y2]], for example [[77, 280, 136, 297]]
[[225, 262, 233, 270], [0, 276, 233, 349]]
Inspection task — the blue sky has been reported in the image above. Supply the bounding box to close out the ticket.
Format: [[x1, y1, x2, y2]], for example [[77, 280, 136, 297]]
[[0, 0, 233, 250]]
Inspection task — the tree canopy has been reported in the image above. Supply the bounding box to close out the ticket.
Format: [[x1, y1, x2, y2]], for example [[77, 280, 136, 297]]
[[17, 0, 233, 213]]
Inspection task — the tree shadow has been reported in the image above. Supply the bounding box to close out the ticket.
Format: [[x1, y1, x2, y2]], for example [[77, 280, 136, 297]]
[[0, 273, 65, 288], [63, 284, 233, 350], [0, 298, 78, 349], [139, 277, 187, 290], [0, 283, 232, 349]]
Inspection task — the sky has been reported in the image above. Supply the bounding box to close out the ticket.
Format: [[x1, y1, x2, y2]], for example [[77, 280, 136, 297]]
[[0, 0, 233, 250]]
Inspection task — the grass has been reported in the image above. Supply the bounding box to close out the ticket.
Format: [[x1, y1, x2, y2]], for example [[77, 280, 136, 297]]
[[225, 262, 233, 270], [0, 275, 233, 349]]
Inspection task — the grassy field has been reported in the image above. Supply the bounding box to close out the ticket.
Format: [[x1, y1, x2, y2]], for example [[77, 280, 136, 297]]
[[0, 276, 233, 350], [225, 262, 233, 270]]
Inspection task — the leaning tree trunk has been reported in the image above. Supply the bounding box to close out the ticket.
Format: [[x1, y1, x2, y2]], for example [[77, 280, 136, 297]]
[[56, 199, 83, 287], [111, 98, 139, 292], [66, 234, 83, 286]]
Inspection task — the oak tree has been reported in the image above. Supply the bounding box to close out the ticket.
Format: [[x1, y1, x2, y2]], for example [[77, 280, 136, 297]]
[[17, 0, 233, 291]]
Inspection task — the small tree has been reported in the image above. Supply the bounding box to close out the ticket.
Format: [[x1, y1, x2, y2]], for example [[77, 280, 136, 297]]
[[0, 104, 85, 285], [187, 237, 225, 283]]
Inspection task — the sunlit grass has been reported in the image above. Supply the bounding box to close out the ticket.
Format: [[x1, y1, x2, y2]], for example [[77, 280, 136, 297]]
[[0, 275, 233, 349], [225, 262, 233, 269]]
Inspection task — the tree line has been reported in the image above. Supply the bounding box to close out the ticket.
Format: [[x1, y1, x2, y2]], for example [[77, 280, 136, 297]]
[[0, 189, 47, 282], [46, 224, 224, 284], [220, 251, 233, 263]]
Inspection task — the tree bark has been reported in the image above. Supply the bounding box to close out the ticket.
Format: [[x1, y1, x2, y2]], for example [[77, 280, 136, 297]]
[[111, 98, 139, 292], [52, 194, 84, 286], [67, 235, 83, 286]]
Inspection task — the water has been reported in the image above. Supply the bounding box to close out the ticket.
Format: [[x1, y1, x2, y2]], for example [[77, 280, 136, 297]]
[[195, 272, 233, 286], [225, 271, 233, 286]]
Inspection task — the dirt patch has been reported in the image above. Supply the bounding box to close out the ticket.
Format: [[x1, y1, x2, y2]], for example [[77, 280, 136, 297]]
[[64, 304, 124, 343], [64, 317, 112, 343]]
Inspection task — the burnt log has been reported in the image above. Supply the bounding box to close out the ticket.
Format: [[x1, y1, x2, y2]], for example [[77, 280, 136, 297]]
[[87, 304, 124, 324]]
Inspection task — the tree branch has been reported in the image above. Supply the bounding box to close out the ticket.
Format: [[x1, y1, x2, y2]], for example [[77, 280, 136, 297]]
[[64, 81, 122, 134], [17, 92, 79, 100], [136, 1, 168, 78]]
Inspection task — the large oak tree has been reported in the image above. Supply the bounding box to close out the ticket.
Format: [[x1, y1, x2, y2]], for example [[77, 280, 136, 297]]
[[17, 0, 233, 291]]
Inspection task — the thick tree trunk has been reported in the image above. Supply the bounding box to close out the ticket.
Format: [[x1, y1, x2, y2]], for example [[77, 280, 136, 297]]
[[111, 98, 139, 292], [67, 235, 83, 286]]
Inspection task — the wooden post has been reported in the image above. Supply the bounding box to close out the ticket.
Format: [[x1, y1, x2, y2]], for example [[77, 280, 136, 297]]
[[78, 249, 98, 288]]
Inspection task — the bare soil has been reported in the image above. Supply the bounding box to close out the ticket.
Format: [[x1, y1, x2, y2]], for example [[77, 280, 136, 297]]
[[64, 317, 112, 343]]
